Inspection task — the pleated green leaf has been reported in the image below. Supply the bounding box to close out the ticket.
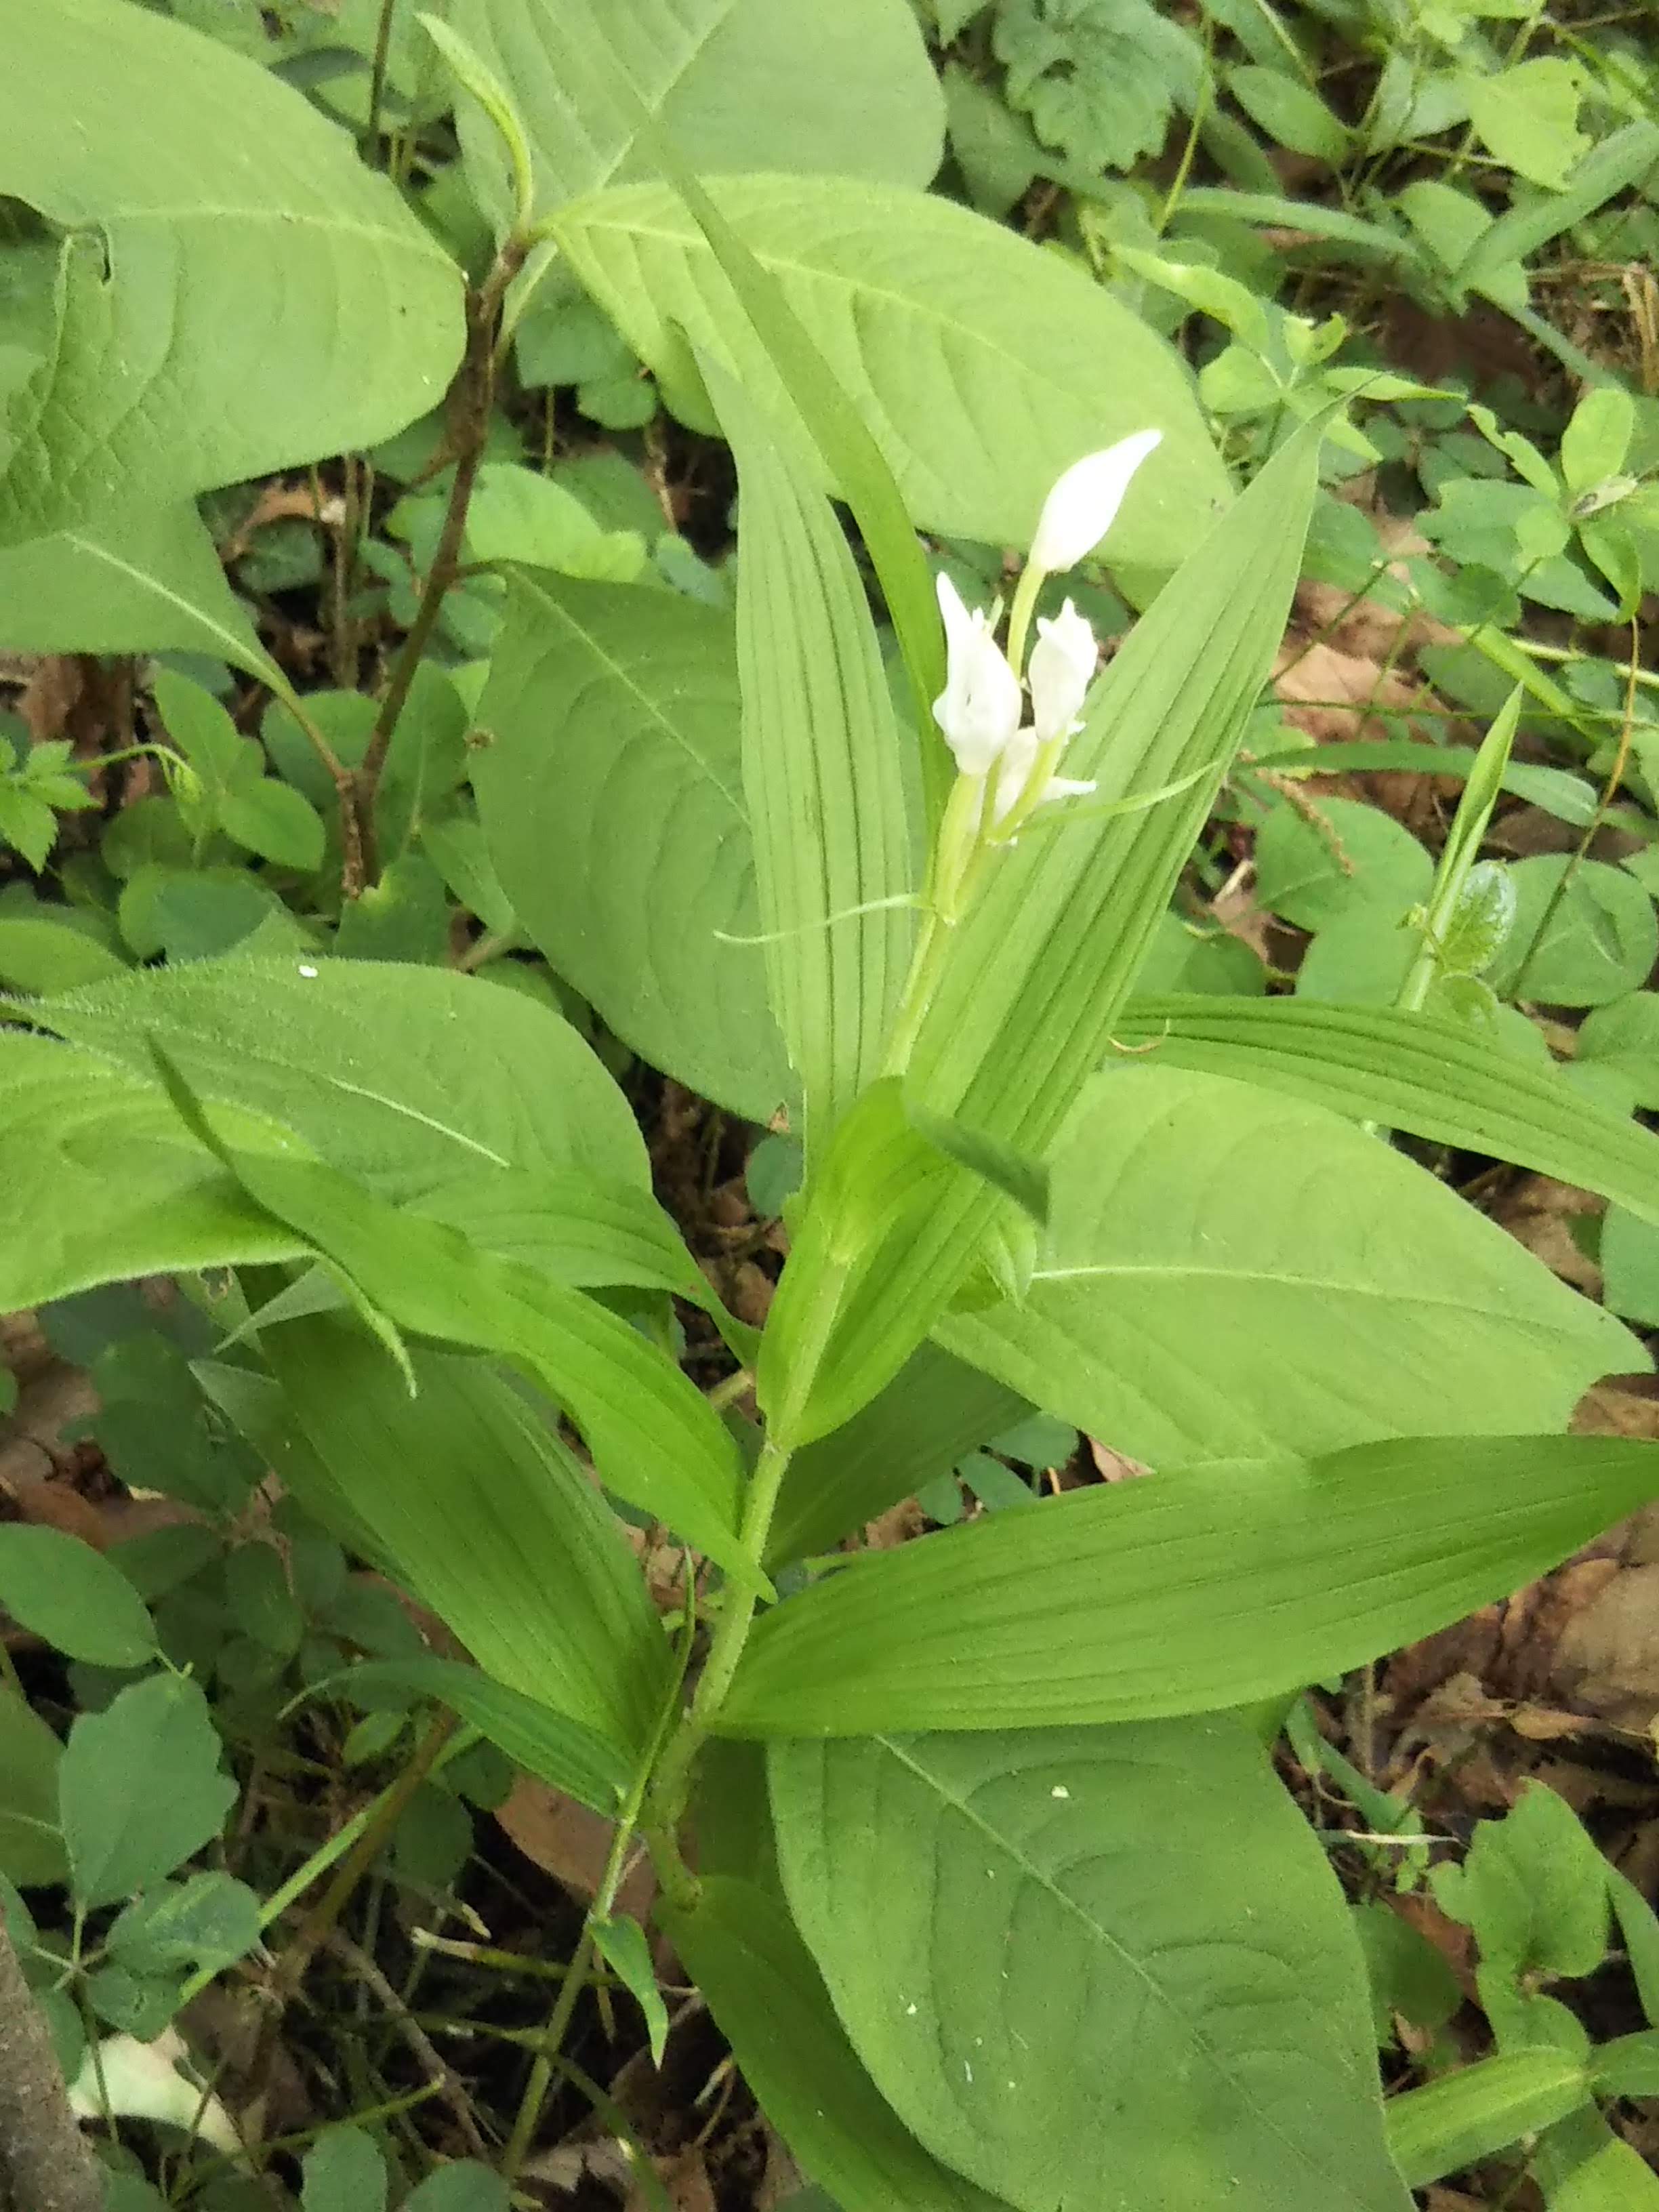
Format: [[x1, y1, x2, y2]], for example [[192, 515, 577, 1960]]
[[709, 365, 914, 1158], [0, 0, 462, 544], [661, 1877, 1006, 2212], [771, 1718, 1410, 2212], [161, 1105, 746, 1577], [938, 1064, 1639, 1464], [1386, 2051, 1591, 2190], [721, 1435, 1659, 1736], [474, 573, 792, 1122], [218, 1333, 669, 1763], [1116, 994, 1659, 1230]]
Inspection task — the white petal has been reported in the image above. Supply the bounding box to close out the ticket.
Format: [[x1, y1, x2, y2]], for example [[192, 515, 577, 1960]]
[[1029, 430, 1163, 573], [931, 573, 1022, 777], [991, 726, 1040, 825], [1027, 598, 1099, 743]]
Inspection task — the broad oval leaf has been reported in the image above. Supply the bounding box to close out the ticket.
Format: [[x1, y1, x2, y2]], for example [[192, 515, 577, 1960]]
[[661, 1876, 1005, 2212], [721, 1434, 1659, 1736], [0, 0, 463, 543], [938, 1063, 1639, 1462], [771, 1718, 1411, 2212], [451, 0, 945, 222], [474, 572, 792, 1120], [552, 173, 1229, 567], [35, 956, 648, 1197]]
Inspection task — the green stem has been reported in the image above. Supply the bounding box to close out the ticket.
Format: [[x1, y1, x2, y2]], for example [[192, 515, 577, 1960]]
[[1004, 560, 1046, 679]]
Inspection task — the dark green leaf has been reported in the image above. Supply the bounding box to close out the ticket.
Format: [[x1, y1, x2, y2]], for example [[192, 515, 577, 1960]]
[[0, 1525, 160, 1666], [60, 1673, 236, 1908], [0, 1685, 67, 1886]]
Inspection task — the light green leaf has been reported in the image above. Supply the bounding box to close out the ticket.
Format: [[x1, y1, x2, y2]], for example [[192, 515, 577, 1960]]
[[1116, 994, 1659, 1231], [550, 174, 1229, 569], [219, 780, 327, 874], [937, 1064, 1633, 1461], [60, 1673, 236, 1909], [0, 1031, 301, 1313], [303, 2127, 390, 2212], [1253, 796, 1434, 930], [474, 572, 792, 1120], [465, 463, 647, 578], [0, 504, 278, 678], [448, 0, 944, 225], [310, 1656, 628, 1812], [771, 1718, 1410, 2212], [404, 2167, 510, 2212], [1386, 2049, 1591, 2190], [1462, 59, 1589, 190], [995, 0, 1203, 173], [661, 1875, 1004, 2212], [0, 1684, 67, 1887], [1433, 1785, 1610, 1982], [592, 1914, 669, 2064], [34, 954, 649, 1197], [0, 917, 126, 994], [1561, 386, 1637, 501], [710, 364, 913, 1157], [1456, 120, 1659, 286], [1229, 64, 1351, 163], [1488, 856, 1659, 1007], [0, 1525, 159, 1667], [722, 1433, 1659, 1736], [1544, 2129, 1659, 2210], [0, 0, 462, 544], [210, 1338, 668, 1764]]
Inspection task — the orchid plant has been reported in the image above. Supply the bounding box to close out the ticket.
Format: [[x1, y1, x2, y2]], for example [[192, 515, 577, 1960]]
[[6, 6, 1659, 2209]]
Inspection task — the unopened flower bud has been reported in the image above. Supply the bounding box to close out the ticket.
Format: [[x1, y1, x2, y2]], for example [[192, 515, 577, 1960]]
[[1029, 430, 1163, 575], [1027, 599, 1098, 743], [931, 573, 1022, 777]]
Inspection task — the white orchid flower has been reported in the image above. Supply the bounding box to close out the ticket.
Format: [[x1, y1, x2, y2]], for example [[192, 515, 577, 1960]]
[[992, 726, 1097, 828], [1029, 429, 1163, 575], [1027, 599, 1098, 743], [931, 572, 1022, 777]]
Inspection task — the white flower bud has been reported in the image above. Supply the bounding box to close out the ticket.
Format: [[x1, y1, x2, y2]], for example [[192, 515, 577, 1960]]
[[1029, 429, 1163, 575], [1027, 599, 1098, 744], [70, 2030, 241, 2158], [932, 573, 1022, 777]]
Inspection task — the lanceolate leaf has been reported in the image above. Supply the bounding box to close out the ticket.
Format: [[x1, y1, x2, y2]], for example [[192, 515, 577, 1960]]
[[661, 1876, 1006, 2212], [0, 0, 462, 544], [710, 363, 914, 1158], [720, 1435, 1659, 1736], [474, 573, 792, 1122], [771, 1718, 1410, 2212], [224, 1334, 670, 1762], [551, 173, 1229, 567], [938, 1064, 1639, 1463], [0, 504, 280, 677], [1115, 995, 1659, 1230], [1386, 2050, 1591, 2190]]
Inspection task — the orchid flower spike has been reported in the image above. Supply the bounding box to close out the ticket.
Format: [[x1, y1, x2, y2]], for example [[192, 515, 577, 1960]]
[[1029, 429, 1163, 575], [1027, 599, 1098, 744], [932, 572, 1022, 777]]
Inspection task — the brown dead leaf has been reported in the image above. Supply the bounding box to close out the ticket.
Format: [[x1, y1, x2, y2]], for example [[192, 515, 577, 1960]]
[[863, 1498, 924, 1551], [1488, 1174, 1603, 1294], [1088, 1439, 1152, 1482], [626, 2147, 717, 2212], [494, 1780, 655, 1920], [1554, 1562, 1659, 1729]]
